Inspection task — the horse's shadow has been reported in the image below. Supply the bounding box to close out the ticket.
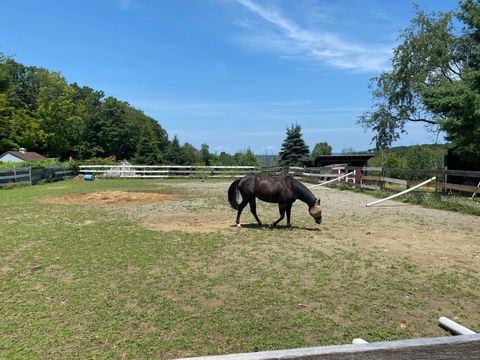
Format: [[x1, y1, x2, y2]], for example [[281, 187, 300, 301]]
[[230, 223, 321, 232]]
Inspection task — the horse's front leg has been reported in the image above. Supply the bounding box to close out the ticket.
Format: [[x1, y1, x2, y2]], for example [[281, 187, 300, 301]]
[[271, 203, 286, 228], [249, 198, 262, 227], [285, 202, 292, 227]]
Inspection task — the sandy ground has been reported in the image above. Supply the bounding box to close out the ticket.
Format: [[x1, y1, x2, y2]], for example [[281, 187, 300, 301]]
[[41, 181, 480, 268], [41, 190, 179, 205]]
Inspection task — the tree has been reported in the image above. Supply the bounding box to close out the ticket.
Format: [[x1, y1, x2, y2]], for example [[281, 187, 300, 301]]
[[278, 123, 310, 167], [218, 151, 236, 166], [405, 145, 438, 169], [311, 142, 332, 159], [131, 125, 163, 164], [381, 152, 402, 168], [238, 148, 258, 166], [182, 143, 198, 165], [358, 1, 480, 159], [165, 135, 188, 164], [83, 97, 133, 159], [0, 51, 185, 163], [422, 0, 480, 160], [36, 72, 84, 158], [0, 93, 17, 152], [200, 143, 211, 165]]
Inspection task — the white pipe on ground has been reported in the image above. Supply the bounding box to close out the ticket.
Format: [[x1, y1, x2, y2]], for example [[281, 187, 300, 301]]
[[366, 176, 436, 207], [308, 171, 355, 189], [352, 338, 368, 344], [439, 316, 477, 335]]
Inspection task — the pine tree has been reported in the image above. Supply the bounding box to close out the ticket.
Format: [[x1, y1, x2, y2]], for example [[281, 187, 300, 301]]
[[165, 135, 188, 165], [278, 124, 310, 167], [131, 126, 163, 164], [239, 148, 258, 166]]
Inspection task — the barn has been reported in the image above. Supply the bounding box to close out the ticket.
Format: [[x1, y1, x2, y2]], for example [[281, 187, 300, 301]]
[[313, 154, 374, 168], [445, 148, 480, 186]]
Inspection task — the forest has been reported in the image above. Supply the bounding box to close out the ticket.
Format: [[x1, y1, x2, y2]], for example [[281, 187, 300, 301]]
[[0, 53, 258, 166]]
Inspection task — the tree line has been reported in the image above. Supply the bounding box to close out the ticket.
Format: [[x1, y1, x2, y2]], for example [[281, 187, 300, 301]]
[[0, 54, 259, 166]]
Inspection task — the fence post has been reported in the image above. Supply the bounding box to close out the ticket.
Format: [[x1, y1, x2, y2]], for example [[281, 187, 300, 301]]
[[380, 167, 385, 190], [443, 167, 448, 194], [361, 166, 366, 189], [29, 166, 32, 185], [13, 165, 17, 184]]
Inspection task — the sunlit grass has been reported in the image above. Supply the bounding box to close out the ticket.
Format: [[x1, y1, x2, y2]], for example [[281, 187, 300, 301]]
[[1, 179, 479, 358]]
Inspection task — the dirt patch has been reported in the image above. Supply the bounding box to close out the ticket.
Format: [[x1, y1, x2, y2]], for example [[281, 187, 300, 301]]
[[41, 191, 180, 205]]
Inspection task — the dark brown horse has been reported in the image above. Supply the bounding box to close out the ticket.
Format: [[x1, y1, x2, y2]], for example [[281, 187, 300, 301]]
[[228, 174, 322, 228]]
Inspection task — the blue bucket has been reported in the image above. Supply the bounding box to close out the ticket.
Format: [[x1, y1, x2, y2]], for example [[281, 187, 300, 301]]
[[84, 174, 95, 181]]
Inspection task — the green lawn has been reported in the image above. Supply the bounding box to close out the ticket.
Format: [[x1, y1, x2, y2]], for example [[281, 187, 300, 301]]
[[1, 179, 479, 359]]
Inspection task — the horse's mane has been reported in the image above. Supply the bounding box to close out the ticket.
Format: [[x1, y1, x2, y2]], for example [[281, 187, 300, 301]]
[[291, 176, 317, 208]]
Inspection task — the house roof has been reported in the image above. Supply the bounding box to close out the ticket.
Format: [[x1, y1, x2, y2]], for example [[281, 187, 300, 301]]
[[314, 154, 374, 167], [0, 151, 48, 161]]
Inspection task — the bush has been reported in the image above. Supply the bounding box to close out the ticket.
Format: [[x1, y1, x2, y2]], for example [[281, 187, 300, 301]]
[[0, 159, 67, 168]]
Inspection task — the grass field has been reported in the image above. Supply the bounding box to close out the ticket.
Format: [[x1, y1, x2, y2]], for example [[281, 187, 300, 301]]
[[1, 179, 479, 359]]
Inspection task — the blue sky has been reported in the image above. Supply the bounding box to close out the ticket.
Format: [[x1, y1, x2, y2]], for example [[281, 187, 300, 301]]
[[0, 0, 459, 154]]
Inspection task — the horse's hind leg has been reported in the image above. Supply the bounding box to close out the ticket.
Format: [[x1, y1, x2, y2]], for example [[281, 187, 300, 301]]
[[236, 198, 248, 226], [271, 203, 286, 228], [248, 198, 262, 227]]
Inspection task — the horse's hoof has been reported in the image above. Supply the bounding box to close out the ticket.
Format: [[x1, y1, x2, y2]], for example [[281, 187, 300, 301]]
[[237, 224, 241, 228]]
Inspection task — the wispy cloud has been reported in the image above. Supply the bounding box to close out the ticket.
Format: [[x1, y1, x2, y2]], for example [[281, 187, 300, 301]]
[[233, 0, 392, 72]]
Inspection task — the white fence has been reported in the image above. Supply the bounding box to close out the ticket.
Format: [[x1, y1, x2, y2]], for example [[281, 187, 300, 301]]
[[79, 164, 284, 179], [288, 165, 349, 180]]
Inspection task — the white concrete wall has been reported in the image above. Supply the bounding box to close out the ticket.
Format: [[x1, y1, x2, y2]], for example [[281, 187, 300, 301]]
[[0, 153, 24, 163]]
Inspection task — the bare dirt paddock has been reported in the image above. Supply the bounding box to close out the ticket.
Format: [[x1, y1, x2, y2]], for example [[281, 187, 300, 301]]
[[37, 179, 480, 356], [43, 181, 480, 269]]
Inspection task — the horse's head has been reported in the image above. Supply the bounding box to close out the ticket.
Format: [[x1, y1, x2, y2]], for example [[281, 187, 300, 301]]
[[309, 198, 322, 224]]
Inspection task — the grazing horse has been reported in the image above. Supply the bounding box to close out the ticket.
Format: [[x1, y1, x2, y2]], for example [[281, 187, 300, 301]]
[[228, 174, 322, 228]]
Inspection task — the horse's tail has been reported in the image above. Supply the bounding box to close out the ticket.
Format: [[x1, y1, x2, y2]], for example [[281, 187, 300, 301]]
[[228, 178, 241, 210]]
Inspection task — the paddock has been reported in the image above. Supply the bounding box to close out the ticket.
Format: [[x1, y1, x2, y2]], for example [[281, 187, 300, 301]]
[[1, 178, 479, 358]]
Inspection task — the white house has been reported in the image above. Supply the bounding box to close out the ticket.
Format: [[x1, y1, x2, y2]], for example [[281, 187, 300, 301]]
[[0, 148, 48, 163]]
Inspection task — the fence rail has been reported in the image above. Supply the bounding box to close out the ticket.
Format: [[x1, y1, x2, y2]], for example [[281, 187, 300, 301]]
[[346, 166, 480, 178], [79, 165, 283, 178], [0, 166, 74, 187], [78, 163, 480, 196], [3, 162, 479, 198], [291, 166, 480, 195], [178, 334, 480, 360]]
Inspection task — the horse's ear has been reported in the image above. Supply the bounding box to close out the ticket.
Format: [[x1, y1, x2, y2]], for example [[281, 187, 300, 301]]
[[316, 199, 321, 206]]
